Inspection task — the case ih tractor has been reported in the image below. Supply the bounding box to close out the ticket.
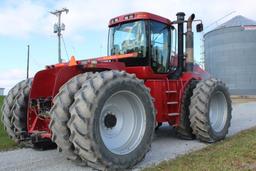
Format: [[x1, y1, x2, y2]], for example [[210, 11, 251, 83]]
[[1, 12, 232, 170]]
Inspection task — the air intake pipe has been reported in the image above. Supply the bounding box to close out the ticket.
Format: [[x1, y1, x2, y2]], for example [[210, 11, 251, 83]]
[[186, 14, 195, 72], [169, 12, 185, 79]]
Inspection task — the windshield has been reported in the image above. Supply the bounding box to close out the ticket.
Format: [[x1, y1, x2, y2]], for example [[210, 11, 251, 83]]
[[109, 21, 147, 58]]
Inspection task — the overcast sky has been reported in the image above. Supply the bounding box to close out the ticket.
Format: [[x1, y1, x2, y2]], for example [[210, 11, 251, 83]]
[[0, 0, 256, 93]]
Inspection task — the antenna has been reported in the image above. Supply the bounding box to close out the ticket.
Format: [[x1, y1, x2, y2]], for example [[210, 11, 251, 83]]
[[50, 8, 69, 63], [27, 45, 30, 79]]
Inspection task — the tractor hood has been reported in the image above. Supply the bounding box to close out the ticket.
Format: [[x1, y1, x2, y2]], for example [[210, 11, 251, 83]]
[[46, 52, 138, 71]]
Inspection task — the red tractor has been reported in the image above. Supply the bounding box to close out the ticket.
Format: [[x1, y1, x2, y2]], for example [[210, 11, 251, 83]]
[[1, 12, 232, 170]]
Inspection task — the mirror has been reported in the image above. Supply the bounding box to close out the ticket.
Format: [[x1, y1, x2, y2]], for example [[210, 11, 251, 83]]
[[196, 23, 203, 32]]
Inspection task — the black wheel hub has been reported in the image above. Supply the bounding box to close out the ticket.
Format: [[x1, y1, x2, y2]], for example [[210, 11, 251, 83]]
[[104, 113, 117, 129]]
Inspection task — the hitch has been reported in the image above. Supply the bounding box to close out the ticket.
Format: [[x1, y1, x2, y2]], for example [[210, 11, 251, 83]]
[[30, 132, 57, 150]]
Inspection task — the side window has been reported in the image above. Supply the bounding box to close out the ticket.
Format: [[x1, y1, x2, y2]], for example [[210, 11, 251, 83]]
[[170, 28, 177, 71], [151, 21, 171, 73]]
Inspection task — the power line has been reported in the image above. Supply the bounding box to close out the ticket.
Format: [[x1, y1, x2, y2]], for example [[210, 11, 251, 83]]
[[61, 35, 69, 61], [30, 57, 42, 68], [205, 11, 236, 31], [200, 11, 236, 69]]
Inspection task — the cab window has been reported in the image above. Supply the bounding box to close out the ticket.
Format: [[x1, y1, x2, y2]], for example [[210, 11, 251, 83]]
[[151, 21, 171, 73]]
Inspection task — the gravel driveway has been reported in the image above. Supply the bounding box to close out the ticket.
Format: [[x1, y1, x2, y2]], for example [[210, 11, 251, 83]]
[[0, 102, 255, 171]]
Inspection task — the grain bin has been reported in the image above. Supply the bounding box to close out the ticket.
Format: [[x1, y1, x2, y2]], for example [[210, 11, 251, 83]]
[[204, 15, 256, 95], [0, 88, 4, 96]]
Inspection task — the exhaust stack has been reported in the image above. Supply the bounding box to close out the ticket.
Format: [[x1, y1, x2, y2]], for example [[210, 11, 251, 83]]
[[186, 14, 195, 72], [169, 12, 185, 79]]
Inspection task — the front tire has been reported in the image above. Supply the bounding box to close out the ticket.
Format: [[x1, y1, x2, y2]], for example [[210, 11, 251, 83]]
[[49, 72, 93, 161], [68, 71, 155, 170], [189, 78, 232, 142]]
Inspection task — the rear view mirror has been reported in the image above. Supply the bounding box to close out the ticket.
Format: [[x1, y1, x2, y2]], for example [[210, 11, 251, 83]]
[[196, 23, 203, 32]]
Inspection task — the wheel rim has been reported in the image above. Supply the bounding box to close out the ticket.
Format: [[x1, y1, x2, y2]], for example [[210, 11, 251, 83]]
[[99, 90, 146, 155], [209, 91, 228, 132]]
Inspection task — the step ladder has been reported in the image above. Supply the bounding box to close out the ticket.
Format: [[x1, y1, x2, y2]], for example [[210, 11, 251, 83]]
[[165, 80, 182, 126]]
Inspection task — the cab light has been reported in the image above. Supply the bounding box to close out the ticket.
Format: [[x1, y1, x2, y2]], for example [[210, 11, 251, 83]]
[[114, 18, 119, 22], [124, 14, 135, 20], [129, 14, 135, 19]]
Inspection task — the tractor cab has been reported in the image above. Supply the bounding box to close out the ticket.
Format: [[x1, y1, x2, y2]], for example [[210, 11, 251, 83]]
[[108, 12, 172, 73], [108, 12, 204, 78]]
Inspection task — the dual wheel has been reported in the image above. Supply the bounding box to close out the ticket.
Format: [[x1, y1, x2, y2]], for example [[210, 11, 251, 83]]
[[176, 78, 232, 142], [49, 71, 155, 170], [1, 79, 32, 144]]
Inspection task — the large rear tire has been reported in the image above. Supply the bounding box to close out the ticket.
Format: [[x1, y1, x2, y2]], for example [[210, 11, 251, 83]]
[[49, 72, 93, 161], [189, 78, 232, 142], [68, 71, 155, 170], [1, 79, 32, 143], [176, 79, 198, 140]]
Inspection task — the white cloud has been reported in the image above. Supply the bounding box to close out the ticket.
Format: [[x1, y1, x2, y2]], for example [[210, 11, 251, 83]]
[[129, 0, 256, 28], [56, 0, 256, 31], [1, 0, 256, 38], [0, 1, 48, 37], [53, 0, 129, 35], [0, 69, 26, 94]]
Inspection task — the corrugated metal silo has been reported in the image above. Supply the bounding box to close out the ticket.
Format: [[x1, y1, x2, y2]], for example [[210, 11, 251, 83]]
[[0, 88, 4, 96], [204, 15, 256, 95]]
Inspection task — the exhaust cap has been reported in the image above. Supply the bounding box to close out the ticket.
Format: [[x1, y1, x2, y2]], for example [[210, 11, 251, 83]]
[[186, 14, 195, 72], [176, 12, 185, 21]]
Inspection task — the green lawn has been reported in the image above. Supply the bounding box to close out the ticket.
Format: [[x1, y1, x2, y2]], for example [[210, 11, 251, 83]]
[[144, 127, 256, 171], [0, 96, 17, 150]]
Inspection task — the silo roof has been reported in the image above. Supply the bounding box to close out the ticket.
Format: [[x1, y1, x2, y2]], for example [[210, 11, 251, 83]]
[[217, 15, 256, 29]]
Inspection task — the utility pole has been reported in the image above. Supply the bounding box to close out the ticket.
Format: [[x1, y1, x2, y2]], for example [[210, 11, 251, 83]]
[[27, 45, 30, 79], [50, 8, 69, 63]]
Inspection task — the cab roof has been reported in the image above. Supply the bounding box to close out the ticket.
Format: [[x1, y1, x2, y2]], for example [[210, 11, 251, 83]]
[[108, 12, 172, 27]]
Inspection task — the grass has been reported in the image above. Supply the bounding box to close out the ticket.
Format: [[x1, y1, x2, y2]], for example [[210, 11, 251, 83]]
[[0, 96, 17, 151], [144, 128, 256, 171]]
